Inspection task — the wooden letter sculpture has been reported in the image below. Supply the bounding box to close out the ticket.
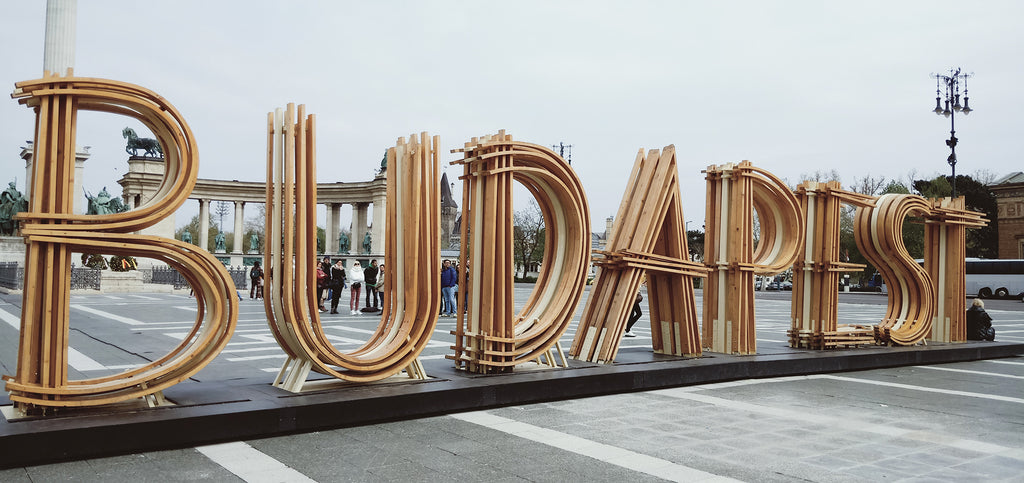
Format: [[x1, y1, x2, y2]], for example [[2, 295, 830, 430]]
[[789, 182, 874, 349], [571, 146, 706, 363], [264, 103, 439, 388], [6, 77, 237, 409], [923, 197, 987, 342], [450, 131, 590, 373], [855, 194, 935, 345], [702, 161, 803, 354]]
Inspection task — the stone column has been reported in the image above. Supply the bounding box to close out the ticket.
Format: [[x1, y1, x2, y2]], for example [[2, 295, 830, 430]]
[[327, 203, 342, 255], [233, 201, 244, 254], [43, 0, 76, 77], [353, 203, 368, 255], [324, 203, 333, 255], [371, 193, 386, 257], [199, 199, 210, 251]]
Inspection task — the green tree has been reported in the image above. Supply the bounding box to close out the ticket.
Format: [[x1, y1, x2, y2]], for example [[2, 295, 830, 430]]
[[876, 181, 926, 261], [686, 229, 704, 262], [913, 175, 998, 258], [243, 203, 266, 253]]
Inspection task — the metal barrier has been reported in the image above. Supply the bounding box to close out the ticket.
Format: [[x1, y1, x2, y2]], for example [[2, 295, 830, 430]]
[[147, 266, 248, 290], [0, 262, 24, 290], [70, 265, 101, 290]]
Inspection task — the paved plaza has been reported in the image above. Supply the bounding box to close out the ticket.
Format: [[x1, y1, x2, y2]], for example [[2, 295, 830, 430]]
[[0, 288, 1021, 481]]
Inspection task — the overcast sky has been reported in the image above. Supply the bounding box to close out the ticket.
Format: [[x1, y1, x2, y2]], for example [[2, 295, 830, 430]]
[[1, 1, 1021, 234]]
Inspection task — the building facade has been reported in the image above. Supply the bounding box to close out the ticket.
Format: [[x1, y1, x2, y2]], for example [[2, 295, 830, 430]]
[[990, 172, 1024, 259]]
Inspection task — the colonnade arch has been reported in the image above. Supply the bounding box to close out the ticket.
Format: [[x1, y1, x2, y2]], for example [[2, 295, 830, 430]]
[[118, 157, 386, 260]]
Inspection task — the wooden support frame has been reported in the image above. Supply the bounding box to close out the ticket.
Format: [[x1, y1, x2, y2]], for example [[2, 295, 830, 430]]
[[923, 197, 988, 342], [5, 76, 238, 409], [702, 161, 803, 354], [788, 182, 872, 349], [449, 131, 590, 373], [570, 146, 706, 363], [263, 105, 440, 387]]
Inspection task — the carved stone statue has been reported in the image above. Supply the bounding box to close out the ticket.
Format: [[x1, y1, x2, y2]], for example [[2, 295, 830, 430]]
[[85, 187, 127, 216], [214, 232, 226, 252], [122, 127, 163, 158], [181, 230, 193, 244], [248, 233, 260, 253], [0, 181, 28, 236], [362, 231, 372, 254], [338, 231, 350, 254]]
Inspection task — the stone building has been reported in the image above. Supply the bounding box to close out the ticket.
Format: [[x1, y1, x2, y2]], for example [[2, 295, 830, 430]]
[[440, 172, 459, 249], [990, 172, 1024, 259]]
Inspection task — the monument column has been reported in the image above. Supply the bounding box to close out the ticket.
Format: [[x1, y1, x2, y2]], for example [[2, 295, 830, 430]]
[[233, 201, 244, 254], [371, 193, 385, 257], [199, 199, 210, 251], [353, 203, 368, 255], [43, 0, 76, 77]]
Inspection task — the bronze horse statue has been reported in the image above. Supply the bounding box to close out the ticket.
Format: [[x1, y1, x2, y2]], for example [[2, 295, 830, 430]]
[[122, 127, 163, 158]]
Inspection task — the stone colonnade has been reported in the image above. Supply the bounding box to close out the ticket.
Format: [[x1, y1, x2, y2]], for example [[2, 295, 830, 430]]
[[118, 158, 387, 261]]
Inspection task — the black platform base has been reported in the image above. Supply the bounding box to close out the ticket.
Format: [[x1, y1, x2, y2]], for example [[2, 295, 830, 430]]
[[2, 341, 1021, 468]]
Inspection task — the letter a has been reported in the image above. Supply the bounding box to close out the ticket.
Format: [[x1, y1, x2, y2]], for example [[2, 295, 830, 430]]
[[570, 146, 706, 363]]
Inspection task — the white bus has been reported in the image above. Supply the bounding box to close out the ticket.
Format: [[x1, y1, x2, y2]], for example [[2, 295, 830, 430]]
[[964, 258, 1024, 299]]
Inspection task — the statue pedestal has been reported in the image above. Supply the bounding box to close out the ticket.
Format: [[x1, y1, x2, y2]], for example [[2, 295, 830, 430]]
[[99, 270, 174, 294], [0, 236, 25, 263]]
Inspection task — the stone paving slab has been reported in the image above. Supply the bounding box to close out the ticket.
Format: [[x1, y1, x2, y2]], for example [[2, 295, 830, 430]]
[[0, 290, 1021, 469]]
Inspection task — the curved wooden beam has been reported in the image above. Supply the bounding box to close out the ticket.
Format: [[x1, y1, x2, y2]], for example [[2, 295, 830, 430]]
[[263, 105, 440, 385]]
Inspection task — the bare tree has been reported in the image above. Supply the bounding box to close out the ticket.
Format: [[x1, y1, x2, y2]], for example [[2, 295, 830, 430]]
[[799, 169, 842, 184], [848, 175, 889, 196], [971, 169, 999, 186], [513, 199, 545, 279]]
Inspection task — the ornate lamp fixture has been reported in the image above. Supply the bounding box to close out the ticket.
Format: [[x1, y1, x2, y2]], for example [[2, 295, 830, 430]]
[[930, 68, 973, 198]]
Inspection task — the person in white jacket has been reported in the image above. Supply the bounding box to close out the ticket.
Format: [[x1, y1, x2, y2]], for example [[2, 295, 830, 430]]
[[348, 261, 365, 315]]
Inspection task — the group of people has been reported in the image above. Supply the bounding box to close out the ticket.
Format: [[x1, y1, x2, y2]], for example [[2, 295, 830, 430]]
[[316, 257, 384, 315], [248, 258, 386, 316]]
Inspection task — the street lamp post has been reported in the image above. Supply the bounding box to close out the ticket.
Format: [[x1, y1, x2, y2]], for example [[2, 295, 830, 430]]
[[930, 67, 973, 198]]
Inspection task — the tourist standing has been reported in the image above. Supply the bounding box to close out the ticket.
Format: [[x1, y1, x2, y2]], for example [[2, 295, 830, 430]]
[[349, 261, 365, 315], [363, 259, 379, 310], [329, 259, 347, 314], [316, 257, 331, 312], [375, 263, 385, 308], [440, 259, 458, 317], [249, 261, 263, 300]]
